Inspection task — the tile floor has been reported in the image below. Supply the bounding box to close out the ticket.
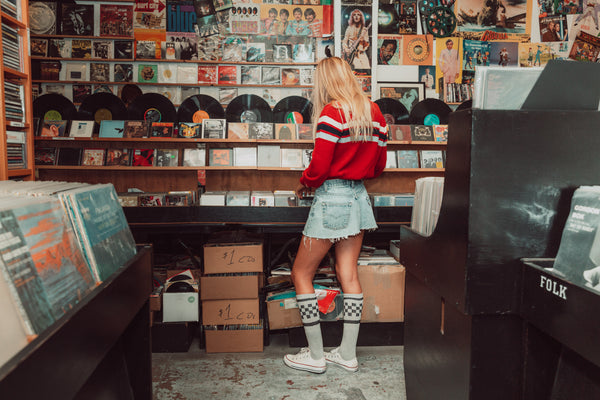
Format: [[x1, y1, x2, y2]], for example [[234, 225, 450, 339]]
[[152, 333, 407, 400]]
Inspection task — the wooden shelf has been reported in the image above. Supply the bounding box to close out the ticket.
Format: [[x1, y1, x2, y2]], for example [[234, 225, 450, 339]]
[[30, 34, 134, 40], [388, 140, 447, 145], [32, 57, 135, 62], [3, 67, 26, 79], [35, 137, 314, 144], [33, 79, 312, 89], [7, 168, 33, 177], [1, 12, 26, 29]]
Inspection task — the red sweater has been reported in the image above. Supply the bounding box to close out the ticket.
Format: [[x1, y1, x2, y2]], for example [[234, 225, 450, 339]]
[[300, 102, 387, 188]]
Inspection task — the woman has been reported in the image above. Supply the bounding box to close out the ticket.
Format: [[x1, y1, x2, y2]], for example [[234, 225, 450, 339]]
[[283, 57, 387, 374]]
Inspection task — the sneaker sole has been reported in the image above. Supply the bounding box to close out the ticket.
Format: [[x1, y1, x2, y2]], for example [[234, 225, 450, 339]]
[[283, 356, 326, 374], [325, 359, 359, 372]]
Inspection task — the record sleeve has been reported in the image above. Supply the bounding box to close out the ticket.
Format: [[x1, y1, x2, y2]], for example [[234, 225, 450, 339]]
[[127, 93, 177, 122], [225, 94, 273, 123], [33, 94, 77, 121], [29, 2, 57, 35], [273, 96, 313, 124], [177, 95, 225, 123], [374, 98, 409, 125], [408, 98, 452, 125]]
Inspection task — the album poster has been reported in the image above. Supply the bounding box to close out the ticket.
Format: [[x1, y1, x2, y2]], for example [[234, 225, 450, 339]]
[[100, 4, 134, 37], [198, 35, 222, 61], [167, 32, 198, 60], [341, 6, 372, 73], [90, 63, 110, 82], [462, 39, 491, 71], [167, 0, 197, 33], [230, 5, 260, 34], [402, 34, 433, 65], [93, 41, 113, 59], [61, 4, 94, 36], [114, 64, 134, 82], [377, 35, 401, 65], [29, 1, 57, 35], [398, 0, 418, 34], [114, 40, 134, 59], [453, 0, 528, 37], [71, 40, 92, 59], [134, 0, 167, 30]]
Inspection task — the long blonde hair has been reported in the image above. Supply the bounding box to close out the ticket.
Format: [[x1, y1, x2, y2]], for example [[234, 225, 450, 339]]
[[311, 57, 373, 141]]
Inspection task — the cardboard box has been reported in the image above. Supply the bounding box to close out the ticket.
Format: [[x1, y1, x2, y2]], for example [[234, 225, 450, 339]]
[[358, 264, 405, 322], [202, 299, 260, 325], [203, 242, 263, 274], [266, 297, 302, 330], [200, 275, 260, 300], [204, 328, 263, 353], [152, 322, 198, 353], [163, 292, 199, 322], [150, 286, 163, 312]]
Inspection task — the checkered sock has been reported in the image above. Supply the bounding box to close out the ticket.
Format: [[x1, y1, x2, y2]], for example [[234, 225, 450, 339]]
[[296, 293, 323, 359], [339, 293, 363, 361]]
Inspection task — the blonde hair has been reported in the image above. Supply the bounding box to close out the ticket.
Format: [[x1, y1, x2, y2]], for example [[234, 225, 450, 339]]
[[311, 57, 373, 141]]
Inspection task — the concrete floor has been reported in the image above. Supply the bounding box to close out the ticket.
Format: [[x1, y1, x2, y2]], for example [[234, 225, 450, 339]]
[[152, 333, 407, 400]]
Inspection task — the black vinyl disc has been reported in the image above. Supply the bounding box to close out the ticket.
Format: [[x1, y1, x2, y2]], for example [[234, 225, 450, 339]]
[[33, 94, 77, 121], [409, 98, 452, 125], [273, 96, 313, 124], [177, 94, 225, 123], [375, 98, 410, 125], [77, 93, 127, 124], [225, 94, 273, 123], [456, 99, 472, 111], [126, 93, 177, 122]]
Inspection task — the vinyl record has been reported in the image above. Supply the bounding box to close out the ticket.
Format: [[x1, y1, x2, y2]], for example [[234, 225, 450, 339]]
[[126, 93, 177, 123], [33, 94, 77, 121], [273, 96, 313, 124], [319, 293, 344, 321], [77, 93, 127, 124], [409, 98, 452, 125], [375, 98, 409, 126], [225, 94, 273, 123], [456, 99, 472, 111], [177, 94, 225, 123]]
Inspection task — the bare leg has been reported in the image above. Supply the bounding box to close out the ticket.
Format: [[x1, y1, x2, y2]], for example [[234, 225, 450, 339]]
[[333, 231, 364, 365], [286, 235, 332, 367], [334, 231, 364, 294], [291, 235, 333, 294]]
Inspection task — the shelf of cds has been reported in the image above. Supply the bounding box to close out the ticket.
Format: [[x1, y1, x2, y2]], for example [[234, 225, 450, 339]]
[[0, 0, 34, 181]]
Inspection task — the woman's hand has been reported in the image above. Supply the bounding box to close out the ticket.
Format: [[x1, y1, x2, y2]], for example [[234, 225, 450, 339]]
[[295, 183, 312, 199]]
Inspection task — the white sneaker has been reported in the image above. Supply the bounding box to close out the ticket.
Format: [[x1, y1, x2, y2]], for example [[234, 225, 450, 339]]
[[324, 347, 358, 372], [283, 347, 326, 374]]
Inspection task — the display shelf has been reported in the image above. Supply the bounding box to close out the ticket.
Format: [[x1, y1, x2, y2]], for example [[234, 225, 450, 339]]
[[0, 246, 153, 400], [520, 258, 600, 367], [30, 34, 134, 40], [35, 137, 314, 144], [33, 79, 312, 89], [0, 0, 34, 181]]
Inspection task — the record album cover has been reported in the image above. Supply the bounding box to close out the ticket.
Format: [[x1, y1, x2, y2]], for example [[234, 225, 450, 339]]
[[61, 4, 94, 36], [81, 149, 106, 166], [132, 149, 155, 166], [105, 148, 131, 166]]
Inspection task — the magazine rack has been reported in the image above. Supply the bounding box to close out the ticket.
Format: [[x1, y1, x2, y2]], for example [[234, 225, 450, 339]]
[[400, 108, 600, 399], [0, 246, 153, 400]]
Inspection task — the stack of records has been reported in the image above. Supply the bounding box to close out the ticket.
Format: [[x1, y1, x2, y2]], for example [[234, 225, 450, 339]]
[[4, 81, 24, 123], [1, 23, 20, 71], [410, 176, 445, 236]]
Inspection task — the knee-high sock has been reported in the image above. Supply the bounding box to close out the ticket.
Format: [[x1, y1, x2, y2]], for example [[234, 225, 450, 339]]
[[296, 293, 323, 359], [339, 293, 363, 360]]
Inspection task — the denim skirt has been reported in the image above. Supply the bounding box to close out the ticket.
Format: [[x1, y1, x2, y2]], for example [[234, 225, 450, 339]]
[[302, 179, 377, 241]]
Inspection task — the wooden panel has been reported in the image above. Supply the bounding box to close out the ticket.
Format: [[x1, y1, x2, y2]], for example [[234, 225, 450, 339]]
[[205, 169, 303, 191], [38, 169, 198, 193]]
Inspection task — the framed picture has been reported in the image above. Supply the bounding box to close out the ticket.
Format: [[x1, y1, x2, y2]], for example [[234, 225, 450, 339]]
[[378, 82, 426, 112]]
